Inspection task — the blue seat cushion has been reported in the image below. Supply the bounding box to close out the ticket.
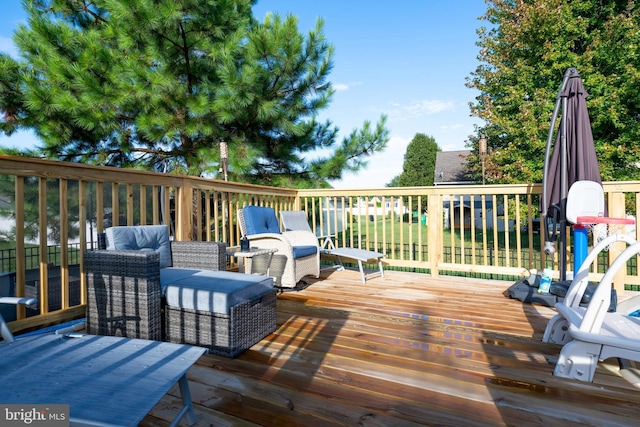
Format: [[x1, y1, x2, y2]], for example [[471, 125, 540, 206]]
[[106, 225, 172, 269], [161, 268, 273, 314], [292, 245, 318, 259], [243, 206, 281, 235]]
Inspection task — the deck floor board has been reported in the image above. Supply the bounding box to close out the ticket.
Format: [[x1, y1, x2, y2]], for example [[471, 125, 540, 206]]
[[143, 269, 640, 426]]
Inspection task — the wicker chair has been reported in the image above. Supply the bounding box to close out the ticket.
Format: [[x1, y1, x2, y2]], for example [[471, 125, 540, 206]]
[[85, 239, 226, 341], [238, 206, 320, 288], [85, 225, 276, 357]]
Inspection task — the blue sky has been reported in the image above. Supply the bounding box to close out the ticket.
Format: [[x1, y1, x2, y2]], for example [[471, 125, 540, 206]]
[[0, 1, 487, 188]]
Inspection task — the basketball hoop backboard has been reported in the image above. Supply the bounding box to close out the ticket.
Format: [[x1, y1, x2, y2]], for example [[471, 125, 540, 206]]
[[566, 180, 605, 224]]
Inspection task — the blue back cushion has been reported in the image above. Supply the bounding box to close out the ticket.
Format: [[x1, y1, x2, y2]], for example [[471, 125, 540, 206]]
[[105, 225, 172, 269], [243, 206, 281, 235]]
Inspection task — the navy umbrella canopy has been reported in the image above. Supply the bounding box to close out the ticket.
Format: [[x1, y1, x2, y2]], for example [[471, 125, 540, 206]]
[[543, 68, 602, 220], [541, 68, 602, 278]]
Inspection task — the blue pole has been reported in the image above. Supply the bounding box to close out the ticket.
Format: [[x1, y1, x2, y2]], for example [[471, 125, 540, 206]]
[[573, 225, 589, 278]]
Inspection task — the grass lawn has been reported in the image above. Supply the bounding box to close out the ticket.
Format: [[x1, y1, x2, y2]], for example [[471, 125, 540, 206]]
[[341, 216, 543, 251]]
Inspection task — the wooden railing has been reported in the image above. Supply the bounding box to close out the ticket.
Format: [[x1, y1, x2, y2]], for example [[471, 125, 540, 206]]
[[297, 184, 640, 284], [1, 155, 639, 333]]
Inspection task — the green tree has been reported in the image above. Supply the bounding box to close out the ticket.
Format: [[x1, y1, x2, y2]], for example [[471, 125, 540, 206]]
[[395, 133, 440, 212], [468, 0, 640, 184], [0, 0, 388, 188], [397, 133, 440, 187], [385, 175, 401, 187]]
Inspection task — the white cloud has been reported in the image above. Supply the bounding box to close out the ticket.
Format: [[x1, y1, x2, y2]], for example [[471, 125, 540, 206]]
[[440, 123, 463, 132], [332, 81, 362, 92], [385, 99, 455, 122]]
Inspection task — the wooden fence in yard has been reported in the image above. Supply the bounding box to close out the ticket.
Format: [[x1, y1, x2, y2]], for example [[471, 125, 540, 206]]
[[1, 154, 640, 332]]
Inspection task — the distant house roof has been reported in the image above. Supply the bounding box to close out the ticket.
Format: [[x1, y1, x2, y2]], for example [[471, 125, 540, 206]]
[[434, 150, 474, 185]]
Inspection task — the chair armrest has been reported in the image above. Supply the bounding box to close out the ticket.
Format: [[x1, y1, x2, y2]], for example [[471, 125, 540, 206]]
[[84, 250, 163, 340], [84, 250, 162, 280], [170, 241, 227, 271], [565, 233, 636, 307], [246, 232, 286, 241], [1, 297, 39, 342], [246, 233, 294, 254], [0, 297, 38, 307]]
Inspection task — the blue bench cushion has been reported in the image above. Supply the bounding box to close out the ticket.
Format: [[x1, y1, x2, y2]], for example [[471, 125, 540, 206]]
[[292, 245, 318, 259], [106, 225, 172, 269], [161, 268, 274, 314], [243, 206, 281, 235]]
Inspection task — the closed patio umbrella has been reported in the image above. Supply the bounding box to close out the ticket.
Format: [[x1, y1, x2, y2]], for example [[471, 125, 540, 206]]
[[541, 68, 602, 280]]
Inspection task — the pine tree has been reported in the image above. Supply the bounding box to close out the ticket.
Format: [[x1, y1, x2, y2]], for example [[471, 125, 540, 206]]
[[396, 133, 440, 212], [397, 133, 440, 187], [0, 0, 389, 188]]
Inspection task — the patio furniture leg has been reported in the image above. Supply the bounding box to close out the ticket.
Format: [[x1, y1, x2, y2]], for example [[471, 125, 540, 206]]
[[338, 257, 384, 284], [170, 373, 197, 427], [357, 259, 366, 284], [327, 248, 385, 283], [358, 259, 384, 284], [554, 340, 601, 382]]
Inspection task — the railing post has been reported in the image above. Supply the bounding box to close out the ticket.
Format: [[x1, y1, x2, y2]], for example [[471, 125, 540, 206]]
[[428, 194, 443, 277], [175, 179, 193, 241]]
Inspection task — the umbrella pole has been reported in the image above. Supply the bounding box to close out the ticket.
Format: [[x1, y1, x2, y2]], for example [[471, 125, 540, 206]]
[[559, 91, 568, 281]]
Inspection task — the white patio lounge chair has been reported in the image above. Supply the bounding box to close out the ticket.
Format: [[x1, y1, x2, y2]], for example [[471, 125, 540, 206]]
[[280, 210, 385, 284], [0, 297, 206, 426]]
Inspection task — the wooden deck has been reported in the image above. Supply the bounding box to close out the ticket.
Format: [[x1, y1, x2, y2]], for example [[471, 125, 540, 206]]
[[144, 269, 640, 426]]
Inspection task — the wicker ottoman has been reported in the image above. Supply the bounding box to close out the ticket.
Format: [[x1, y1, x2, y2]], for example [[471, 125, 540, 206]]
[[162, 269, 276, 357]]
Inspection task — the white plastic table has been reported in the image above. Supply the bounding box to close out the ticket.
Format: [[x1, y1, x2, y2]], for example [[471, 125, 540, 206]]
[[325, 247, 385, 284]]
